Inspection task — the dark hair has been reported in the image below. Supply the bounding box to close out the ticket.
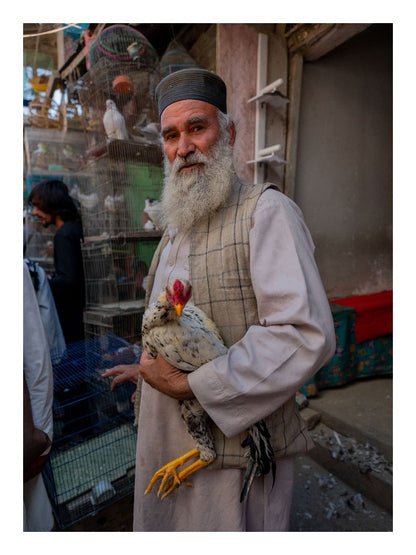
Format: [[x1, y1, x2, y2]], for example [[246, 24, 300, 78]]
[[28, 180, 80, 222]]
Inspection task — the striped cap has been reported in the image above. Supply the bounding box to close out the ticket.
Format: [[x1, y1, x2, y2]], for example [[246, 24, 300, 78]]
[[155, 68, 227, 117]]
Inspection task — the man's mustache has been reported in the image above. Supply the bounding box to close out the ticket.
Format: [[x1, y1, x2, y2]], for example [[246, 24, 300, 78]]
[[172, 152, 208, 173]]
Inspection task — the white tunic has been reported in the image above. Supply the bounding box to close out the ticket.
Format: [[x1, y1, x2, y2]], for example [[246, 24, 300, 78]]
[[23, 263, 55, 531], [133, 189, 335, 531]]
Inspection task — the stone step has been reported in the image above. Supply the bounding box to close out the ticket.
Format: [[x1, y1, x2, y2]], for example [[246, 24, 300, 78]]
[[300, 407, 392, 512]]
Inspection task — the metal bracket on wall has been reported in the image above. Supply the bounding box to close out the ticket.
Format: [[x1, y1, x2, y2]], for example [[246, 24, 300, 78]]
[[247, 33, 289, 183]]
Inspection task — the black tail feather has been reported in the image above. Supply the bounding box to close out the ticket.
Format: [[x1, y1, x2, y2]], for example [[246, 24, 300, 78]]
[[240, 419, 276, 502], [240, 459, 257, 502]]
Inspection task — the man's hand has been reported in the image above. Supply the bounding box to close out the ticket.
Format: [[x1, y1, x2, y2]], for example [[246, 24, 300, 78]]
[[139, 350, 195, 400], [102, 364, 140, 391]]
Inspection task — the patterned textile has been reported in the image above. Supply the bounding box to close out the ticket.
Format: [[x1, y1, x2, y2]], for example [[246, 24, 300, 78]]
[[301, 302, 392, 397]]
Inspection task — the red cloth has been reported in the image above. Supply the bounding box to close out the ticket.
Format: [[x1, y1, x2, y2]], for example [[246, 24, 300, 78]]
[[330, 290, 392, 343]]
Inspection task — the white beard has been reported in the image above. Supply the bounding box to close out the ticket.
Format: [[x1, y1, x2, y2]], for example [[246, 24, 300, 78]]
[[160, 133, 235, 232]]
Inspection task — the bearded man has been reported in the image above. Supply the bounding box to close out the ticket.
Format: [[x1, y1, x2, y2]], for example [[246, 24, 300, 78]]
[[103, 68, 335, 531]]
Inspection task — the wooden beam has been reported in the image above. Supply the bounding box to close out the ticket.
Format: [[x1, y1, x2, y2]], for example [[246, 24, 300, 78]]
[[303, 24, 371, 61], [284, 52, 303, 199], [287, 23, 371, 61], [287, 24, 334, 54], [60, 24, 106, 79]]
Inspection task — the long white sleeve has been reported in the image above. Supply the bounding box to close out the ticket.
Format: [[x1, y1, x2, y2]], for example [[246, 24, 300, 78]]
[[23, 263, 54, 443], [188, 189, 335, 437]]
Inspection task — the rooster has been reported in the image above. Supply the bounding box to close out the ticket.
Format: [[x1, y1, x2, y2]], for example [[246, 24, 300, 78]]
[[141, 278, 276, 501]]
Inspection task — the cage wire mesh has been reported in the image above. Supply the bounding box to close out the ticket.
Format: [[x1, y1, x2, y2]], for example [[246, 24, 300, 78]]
[[43, 334, 141, 529], [81, 235, 160, 344], [87, 25, 159, 72], [159, 39, 199, 78], [24, 127, 89, 273], [76, 24, 163, 240], [70, 25, 164, 342]]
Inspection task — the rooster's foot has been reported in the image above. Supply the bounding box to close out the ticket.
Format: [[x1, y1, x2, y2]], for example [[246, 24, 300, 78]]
[[144, 448, 214, 500]]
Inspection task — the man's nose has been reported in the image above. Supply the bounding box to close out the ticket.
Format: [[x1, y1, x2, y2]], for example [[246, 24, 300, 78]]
[[177, 134, 195, 158]]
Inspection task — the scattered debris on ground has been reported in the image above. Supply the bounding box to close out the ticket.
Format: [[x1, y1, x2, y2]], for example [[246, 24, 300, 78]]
[[310, 422, 392, 476], [291, 455, 392, 531]]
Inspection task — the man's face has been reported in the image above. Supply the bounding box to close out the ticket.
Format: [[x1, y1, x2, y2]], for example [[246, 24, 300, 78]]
[[159, 99, 236, 232], [31, 204, 54, 228], [161, 99, 225, 167]]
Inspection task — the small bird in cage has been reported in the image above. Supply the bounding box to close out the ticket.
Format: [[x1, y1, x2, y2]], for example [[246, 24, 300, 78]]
[[68, 184, 99, 210], [32, 142, 50, 170], [103, 99, 129, 142], [143, 197, 162, 230], [104, 193, 125, 213], [132, 121, 161, 145]]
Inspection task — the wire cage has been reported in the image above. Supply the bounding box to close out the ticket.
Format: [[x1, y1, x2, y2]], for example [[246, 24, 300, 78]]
[[87, 24, 159, 73], [81, 236, 157, 305], [42, 334, 141, 529], [159, 39, 199, 78], [58, 25, 164, 340], [79, 61, 161, 151], [81, 235, 159, 343], [75, 157, 164, 239], [75, 27, 164, 242], [25, 127, 87, 175], [78, 24, 161, 157], [83, 305, 145, 345]]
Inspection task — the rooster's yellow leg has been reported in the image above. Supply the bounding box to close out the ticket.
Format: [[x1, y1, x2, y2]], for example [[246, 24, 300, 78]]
[[144, 448, 200, 496], [159, 457, 215, 500]]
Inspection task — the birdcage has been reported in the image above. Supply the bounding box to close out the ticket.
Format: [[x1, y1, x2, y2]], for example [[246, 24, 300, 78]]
[[75, 29, 164, 239], [28, 96, 63, 130], [42, 335, 140, 529], [159, 39, 199, 78], [88, 25, 159, 72], [83, 305, 145, 345], [24, 127, 87, 177], [78, 25, 161, 152], [74, 156, 163, 239], [67, 26, 163, 327], [82, 236, 158, 304]]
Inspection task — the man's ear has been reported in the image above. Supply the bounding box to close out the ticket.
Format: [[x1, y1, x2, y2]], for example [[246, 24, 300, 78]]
[[228, 121, 236, 146]]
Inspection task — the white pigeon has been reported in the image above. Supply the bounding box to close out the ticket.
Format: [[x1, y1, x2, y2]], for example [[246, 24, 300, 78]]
[[104, 194, 125, 212], [77, 191, 99, 210], [144, 219, 156, 231], [103, 99, 129, 141], [144, 197, 162, 230]]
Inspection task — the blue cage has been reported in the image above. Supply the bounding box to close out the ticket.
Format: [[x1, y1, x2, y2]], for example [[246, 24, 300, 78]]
[[42, 334, 141, 529]]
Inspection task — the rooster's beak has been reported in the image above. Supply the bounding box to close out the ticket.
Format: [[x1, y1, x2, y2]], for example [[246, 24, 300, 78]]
[[174, 304, 185, 317]]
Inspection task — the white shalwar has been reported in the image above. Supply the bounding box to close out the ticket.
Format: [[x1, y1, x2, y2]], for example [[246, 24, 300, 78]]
[[133, 189, 335, 531]]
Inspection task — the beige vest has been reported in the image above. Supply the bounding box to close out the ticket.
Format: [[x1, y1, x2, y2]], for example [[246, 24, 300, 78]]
[[144, 176, 314, 468]]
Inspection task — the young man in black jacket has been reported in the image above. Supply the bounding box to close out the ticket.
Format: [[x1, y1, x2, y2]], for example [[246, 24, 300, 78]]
[[28, 180, 85, 344]]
